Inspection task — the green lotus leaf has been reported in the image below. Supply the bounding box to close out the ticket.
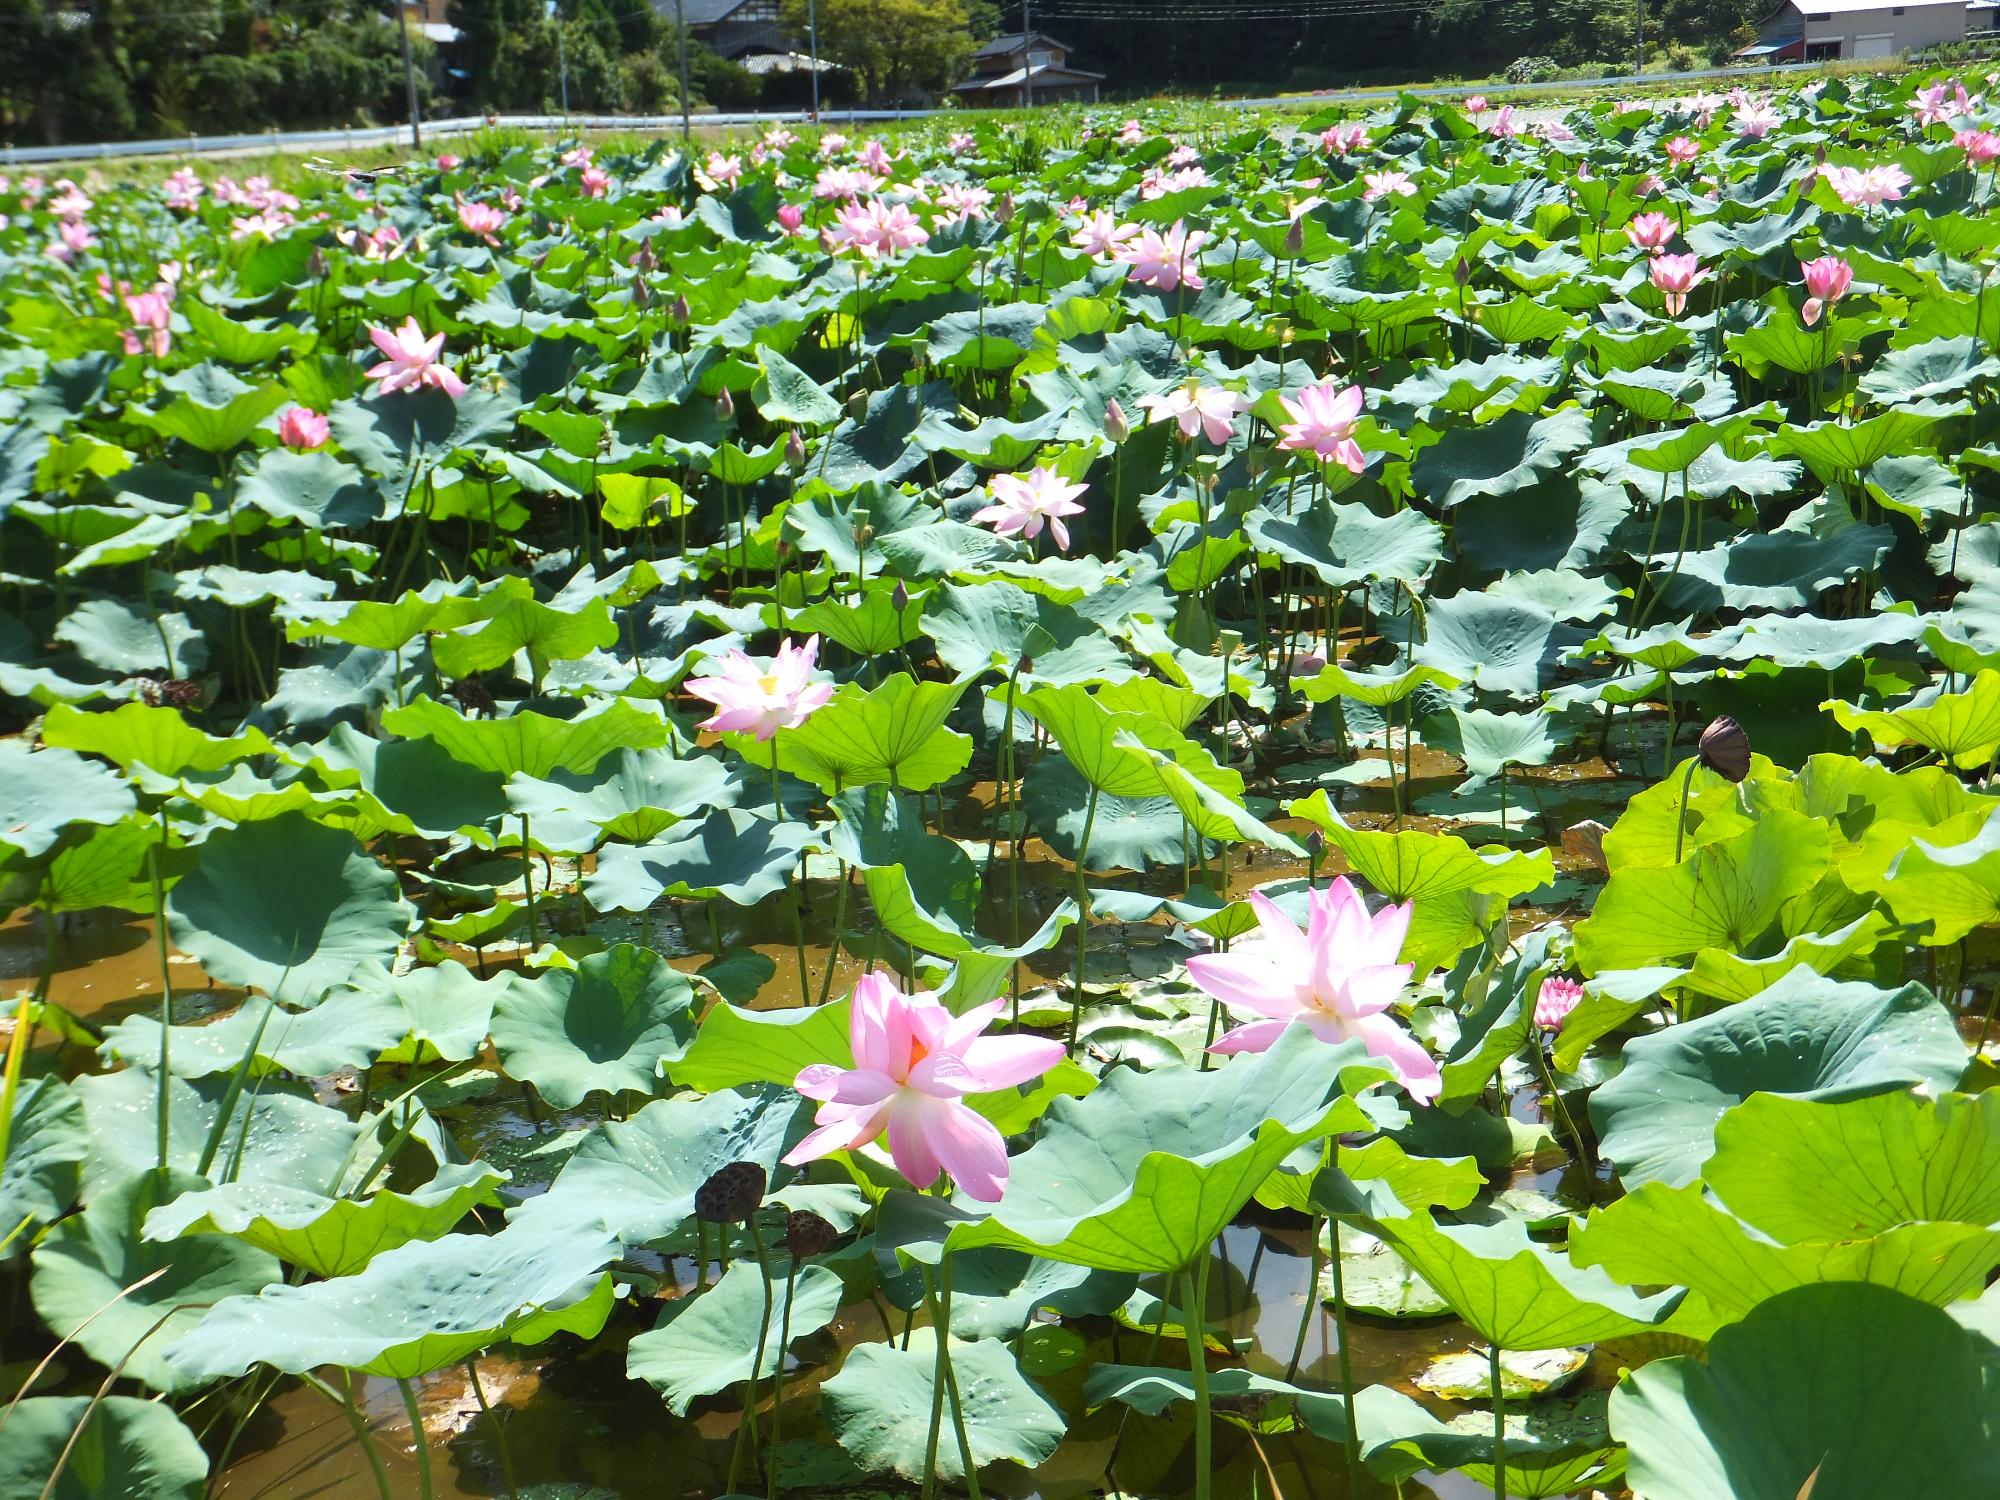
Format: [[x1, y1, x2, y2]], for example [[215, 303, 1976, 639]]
[[1410, 406, 1594, 509], [1297, 660, 1459, 706], [821, 1329, 1067, 1483], [164, 812, 413, 1000], [1765, 409, 1942, 479], [98, 989, 412, 1079], [1586, 969, 1966, 1190], [135, 381, 290, 454], [1611, 1283, 2000, 1500], [31, 1167, 280, 1390], [925, 580, 1133, 685], [165, 1221, 619, 1381], [740, 672, 975, 793], [0, 1075, 86, 1254], [786, 587, 928, 656], [489, 944, 696, 1109], [286, 580, 488, 652], [142, 1160, 507, 1278], [1418, 592, 1584, 697], [41, 702, 272, 775], [0, 741, 138, 860], [585, 808, 810, 909], [752, 346, 843, 426], [0, 1395, 209, 1500], [666, 997, 851, 1093], [504, 747, 732, 850], [947, 1028, 1395, 1273], [1828, 669, 2000, 770], [306, 723, 509, 842], [431, 594, 619, 687], [382, 694, 668, 779], [628, 1257, 844, 1415], [236, 448, 382, 529]]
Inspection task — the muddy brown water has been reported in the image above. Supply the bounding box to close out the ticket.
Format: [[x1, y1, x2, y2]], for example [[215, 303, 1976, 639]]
[[1, 735, 1644, 1500]]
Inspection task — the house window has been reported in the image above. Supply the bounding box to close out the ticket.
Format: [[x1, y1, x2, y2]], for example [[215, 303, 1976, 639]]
[[1804, 11, 1827, 18], [1028, 48, 1052, 67], [1805, 38, 1841, 58], [1892, 5, 1904, 12]]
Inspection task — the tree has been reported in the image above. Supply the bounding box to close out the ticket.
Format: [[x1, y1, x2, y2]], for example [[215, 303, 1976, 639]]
[[777, 0, 973, 103]]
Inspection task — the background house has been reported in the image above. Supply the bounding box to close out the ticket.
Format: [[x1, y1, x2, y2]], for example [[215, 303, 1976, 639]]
[[954, 31, 1102, 107], [1743, 0, 1976, 60], [658, 0, 787, 61]]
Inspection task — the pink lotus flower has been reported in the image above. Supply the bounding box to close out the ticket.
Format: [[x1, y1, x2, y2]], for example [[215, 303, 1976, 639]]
[[932, 181, 991, 225], [1625, 211, 1674, 253], [1118, 118, 1145, 145], [1649, 253, 1709, 316], [776, 202, 805, 234], [971, 466, 1089, 551], [44, 218, 95, 263], [278, 406, 330, 450], [783, 975, 1064, 1202], [119, 289, 171, 358], [1534, 975, 1583, 1032], [561, 145, 594, 169], [1735, 100, 1782, 138], [1070, 207, 1137, 259], [1120, 219, 1207, 292], [229, 210, 293, 241], [686, 634, 834, 740], [1185, 879, 1439, 1104], [814, 165, 883, 201], [1138, 381, 1249, 445], [824, 198, 929, 259], [858, 138, 893, 175], [1321, 122, 1369, 156], [362, 317, 466, 398], [1957, 128, 2000, 165], [1277, 381, 1367, 473], [1821, 162, 1910, 208], [1799, 255, 1854, 326], [579, 165, 611, 198], [1911, 81, 1979, 128], [1463, 94, 1489, 117], [455, 195, 506, 244], [1487, 105, 1520, 140], [1362, 170, 1416, 202], [435, 154, 462, 171], [948, 131, 977, 155], [48, 179, 91, 220], [1638, 172, 1666, 197], [1665, 135, 1700, 166], [817, 132, 849, 160], [162, 168, 204, 212], [704, 152, 743, 189]]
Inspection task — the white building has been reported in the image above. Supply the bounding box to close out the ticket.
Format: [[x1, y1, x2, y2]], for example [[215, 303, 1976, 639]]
[[1745, 0, 1980, 61]]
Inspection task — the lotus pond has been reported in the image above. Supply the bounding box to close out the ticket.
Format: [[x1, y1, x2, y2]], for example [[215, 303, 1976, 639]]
[[5, 75, 2000, 1500]]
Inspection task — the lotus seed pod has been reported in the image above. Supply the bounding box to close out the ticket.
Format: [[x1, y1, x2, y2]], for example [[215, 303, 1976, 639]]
[[694, 1161, 767, 1225], [1697, 716, 1751, 783], [783, 1209, 839, 1258]]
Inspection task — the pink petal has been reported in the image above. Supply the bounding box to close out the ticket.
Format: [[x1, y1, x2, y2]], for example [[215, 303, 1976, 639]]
[[955, 1033, 1065, 1090], [918, 1097, 1010, 1202], [1207, 1018, 1291, 1055], [1338, 963, 1414, 1018], [885, 1093, 944, 1189], [1185, 952, 1304, 1020], [797, 1065, 899, 1105], [1248, 890, 1312, 971], [1353, 1014, 1441, 1104]]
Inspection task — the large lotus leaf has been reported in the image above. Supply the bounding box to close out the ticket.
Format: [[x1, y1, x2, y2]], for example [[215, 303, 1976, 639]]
[[738, 672, 974, 793], [382, 694, 668, 778], [236, 448, 382, 529], [0, 741, 137, 860], [1243, 498, 1444, 587], [141, 1160, 507, 1279], [508, 1086, 811, 1246], [1656, 521, 1894, 614], [877, 1244, 1136, 1337], [1410, 406, 1593, 509], [166, 1220, 619, 1381], [1372, 1209, 1678, 1350], [333, 958, 506, 1062], [1022, 756, 1205, 873], [505, 747, 733, 850], [1611, 1283, 2000, 1500], [751, 346, 842, 426], [1586, 970, 1966, 1190], [73, 1071, 360, 1204], [489, 944, 696, 1109], [0, 1075, 86, 1252], [584, 808, 810, 909], [924, 581, 1132, 685], [164, 812, 413, 1000], [1113, 732, 1302, 856], [1828, 669, 2000, 770], [0, 1395, 209, 1500], [1428, 707, 1561, 787], [41, 702, 271, 776], [98, 989, 412, 1079], [1298, 661, 1460, 707], [1013, 681, 1241, 805], [628, 1257, 844, 1414], [1419, 591, 1582, 697], [1860, 335, 2000, 404], [1766, 410, 1942, 479], [1573, 810, 1829, 974], [1851, 805, 2000, 943], [666, 998, 851, 1092], [306, 723, 509, 842], [137, 382, 291, 454], [31, 1167, 280, 1391], [821, 1329, 1067, 1483], [286, 580, 488, 653], [431, 594, 619, 684], [947, 1028, 1394, 1273]]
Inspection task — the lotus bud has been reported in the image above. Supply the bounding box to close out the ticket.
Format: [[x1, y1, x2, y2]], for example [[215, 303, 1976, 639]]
[[1284, 216, 1304, 256], [1453, 257, 1473, 288], [995, 191, 1015, 223], [892, 580, 910, 611], [1304, 828, 1325, 858], [694, 1161, 767, 1225], [1104, 397, 1129, 444], [784, 428, 807, 469], [715, 387, 735, 423], [783, 1209, 839, 1259], [670, 293, 691, 326], [1018, 656, 1035, 676], [306, 247, 327, 279], [632, 273, 649, 307], [634, 242, 657, 273], [1697, 716, 1751, 783]]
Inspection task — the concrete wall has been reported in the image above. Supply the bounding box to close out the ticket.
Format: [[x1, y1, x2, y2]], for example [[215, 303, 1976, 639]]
[[1801, 3, 1969, 56]]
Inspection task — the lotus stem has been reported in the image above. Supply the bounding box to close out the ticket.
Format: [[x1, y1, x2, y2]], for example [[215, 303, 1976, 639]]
[[1529, 1034, 1597, 1200], [465, 1358, 518, 1500], [150, 821, 174, 1170], [765, 1256, 800, 1500], [1068, 784, 1101, 1058], [1672, 754, 1701, 864], [1329, 1216, 1359, 1478], [1184, 1248, 1215, 1500], [730, 1215, 778, 1495], [301, 1372, 394, 1500], [933, 1257, 982, 1500], [1490, 1342, 1509, 1500], [772, 746, 808, 999], [920, 1264, 948, 1500], [398, 1377, 435, 1500], [518, 813, 537, 946]]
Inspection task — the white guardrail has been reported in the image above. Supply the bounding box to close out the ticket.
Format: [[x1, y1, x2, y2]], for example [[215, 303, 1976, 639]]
[[1, 58, 1835, 168]]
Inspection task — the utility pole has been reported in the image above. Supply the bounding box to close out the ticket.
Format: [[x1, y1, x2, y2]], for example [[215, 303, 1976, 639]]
[[1022, 0, 1033, 108], [807, 0, 820, 118], [552, 0, 570, 114], [675, 0, 692, 142], [1634, 0, 1643, 77], [397, 0, 424, 149]]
